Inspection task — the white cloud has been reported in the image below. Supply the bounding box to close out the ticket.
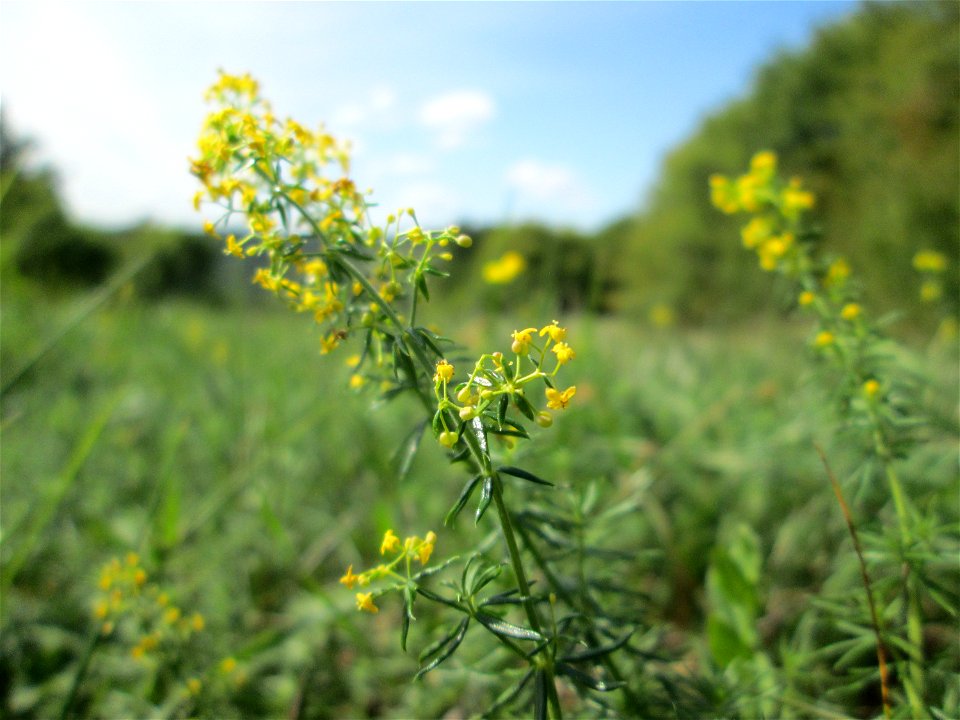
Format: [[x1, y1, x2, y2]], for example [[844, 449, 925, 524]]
[[419, 90, 494, 149], [333, 85, 397, 129], [505, 159, 582, 203]]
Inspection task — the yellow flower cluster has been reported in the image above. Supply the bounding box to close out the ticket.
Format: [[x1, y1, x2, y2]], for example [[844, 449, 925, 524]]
[[431, 322, 577, 447], [710, 151, 814, 273], [190, 72, 469, 363], [912, 249, 948, 303], [339, 529, 438, 613], [93, 553, 206, 660]]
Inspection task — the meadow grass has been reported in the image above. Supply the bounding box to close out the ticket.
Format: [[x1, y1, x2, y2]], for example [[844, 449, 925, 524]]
[[3, 277, 956, 717]]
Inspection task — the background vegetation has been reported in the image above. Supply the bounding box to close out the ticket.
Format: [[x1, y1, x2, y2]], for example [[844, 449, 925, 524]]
[[2, 2, 957, 718]]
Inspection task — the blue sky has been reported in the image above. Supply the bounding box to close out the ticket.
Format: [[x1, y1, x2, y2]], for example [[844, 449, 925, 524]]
[[0, 1, 859, 232]]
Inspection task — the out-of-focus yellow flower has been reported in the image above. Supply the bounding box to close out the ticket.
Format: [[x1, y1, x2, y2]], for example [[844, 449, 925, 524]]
[[380, 529, 400, 555], [798, 291, 816, 307], [649, 303, 675, 328], [356, 592, 378, 613], [863, 379, 881, 398], [709, 174, 739, 214], [841, 303, 861, 321], [815, 330, 835, 348], [920, 280, 943, 303], [913, 250, 947, 273], [418, 531, 437, 564], [482, 251, 526, 284], [340, 565, 360, 589]]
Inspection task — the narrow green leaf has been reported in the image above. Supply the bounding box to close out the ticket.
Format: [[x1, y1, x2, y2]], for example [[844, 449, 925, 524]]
[[416, 586, 464, 611], [534, 669, 548, 720], [470, 563, 504, 595], [499, 466, 553, 487], [561, 630, 635, 664], [513, 392, 536, 421], [445, 475, 484, 527], [415, 617, 470, 680], [475, 477, 493, 525], [414, 327, 445, 358], [482, 669, 534, 719], [416, 273, 430, 301], [393, 420, 428, 483], [556, 663, 625, 692], [496, 394, 508, 426], [475, 611, 543, 641]]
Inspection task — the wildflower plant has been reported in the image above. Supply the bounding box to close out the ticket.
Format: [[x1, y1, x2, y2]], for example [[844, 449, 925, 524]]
[[189, 71, 634, 718], [711, 153, 959, 719]]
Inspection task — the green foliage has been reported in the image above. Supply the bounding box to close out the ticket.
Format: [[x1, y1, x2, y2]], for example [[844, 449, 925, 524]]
[[621, 1, 959, 323]]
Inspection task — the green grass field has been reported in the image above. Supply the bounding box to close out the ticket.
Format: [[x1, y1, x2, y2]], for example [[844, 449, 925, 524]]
[[3, 272, 957, 718]]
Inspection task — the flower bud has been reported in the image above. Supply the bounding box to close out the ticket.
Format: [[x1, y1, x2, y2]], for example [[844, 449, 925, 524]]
[[536, 411, 553, 428], [455, 234, 472, 248]]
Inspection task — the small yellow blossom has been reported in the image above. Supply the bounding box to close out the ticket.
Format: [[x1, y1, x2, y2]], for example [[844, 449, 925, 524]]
[[356, 592, 379, 613], [224, 234, 244, 258], [163, 607, 181, 624], [709, 174, 739, 214], [187, 678, 202, 696], [220, 657, 237, 674], [190, 613, 205, 632], [434, 359, 455, 383], [380, 529, 401, 555], [826, 258, 850, 287], [418, 531, 437, 564], [339, 565, 360, 589], [798, 291, 816, 306], [840, 303, 861, 321], [349, 374, 365, 389], [539, 321, 566, 343], [552, 342, 576, 365], [545, 386, 577, 410], [814, 330, 835, 348], [863, 379, 881, 398], [511, 327, 538, 355]]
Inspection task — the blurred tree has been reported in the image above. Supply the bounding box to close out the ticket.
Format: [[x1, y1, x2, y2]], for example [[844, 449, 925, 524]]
[[619, 1, 959, 323]]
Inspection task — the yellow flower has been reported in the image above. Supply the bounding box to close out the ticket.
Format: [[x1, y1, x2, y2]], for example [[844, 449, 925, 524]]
[[190, 613, 205, 632], [220, 657, 237, 674], [840, 303, 861, 320], [545, 386, 576, 410], [224, 234, 244, 258], [434, 359, 454, 383], [708, 174, 739, 214], [418, 531, 437, 564], [539, 321, 566, 343], [511, 327, 538, 355], [913, 250, 947, 273], [482, 251, 526, 284], [826, 258, 850, 287], [187, 678, 202, 696], [552, 342, 576, 365], [380, 529, 400, 555], [798, 291, 816, 307], [349, 374, 365, 389], [782, 180, 814, 214], [750, 150, 777, 176], [814, 330, 835, 348], [863, 379, 880, 398], [740, 217, 772, 249], [339, 565, 360, 589], [356, 592, 379, 613]]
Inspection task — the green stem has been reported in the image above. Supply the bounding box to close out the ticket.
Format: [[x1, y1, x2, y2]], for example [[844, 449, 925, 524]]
[[287, 195, 561, 717], [59, 631, 100, 720]]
